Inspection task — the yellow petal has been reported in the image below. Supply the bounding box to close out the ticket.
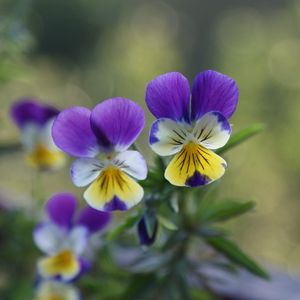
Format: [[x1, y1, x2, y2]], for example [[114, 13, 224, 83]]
[[165, 142, 227, 187], [38, 250, 80, 281], [84, 166, 143, 211], [26, 144, 65, 170]]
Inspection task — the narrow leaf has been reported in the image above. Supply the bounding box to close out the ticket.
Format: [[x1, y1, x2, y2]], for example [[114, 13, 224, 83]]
[[199, 200, 256, 223], [107, 214, 140, 241], [157, 215, 178, 231], [216, 123, 265, 155], [206, 236, 270, 280]]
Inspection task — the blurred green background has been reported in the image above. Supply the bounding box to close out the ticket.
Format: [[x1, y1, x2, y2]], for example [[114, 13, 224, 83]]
[[0, 0, 300, 287]]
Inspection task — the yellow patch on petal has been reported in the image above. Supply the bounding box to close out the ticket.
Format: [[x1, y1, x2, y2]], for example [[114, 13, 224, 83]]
[[26, 144, 65, 170], [38, 250, 80, 280], [84, 166, 143, 211], [165, 142, 226, 187]]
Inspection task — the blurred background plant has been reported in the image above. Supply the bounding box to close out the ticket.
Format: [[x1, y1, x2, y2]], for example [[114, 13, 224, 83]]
[[1, 0, 300, 299]]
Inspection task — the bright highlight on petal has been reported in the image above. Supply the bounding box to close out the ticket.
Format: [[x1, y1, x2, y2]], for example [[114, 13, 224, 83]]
[[149, 118, 189, 156], [165, 142, 227, 187], [192, 111, 231, 149], [84, 167, 144, 211], [38, 250, 80, 281]]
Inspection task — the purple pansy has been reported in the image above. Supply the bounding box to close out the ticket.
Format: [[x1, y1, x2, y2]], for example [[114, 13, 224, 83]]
[[33, 192, 111, 282], [10, 99, 65, 170], [146, 70, 238, 187], [52, 98, 147, 212]]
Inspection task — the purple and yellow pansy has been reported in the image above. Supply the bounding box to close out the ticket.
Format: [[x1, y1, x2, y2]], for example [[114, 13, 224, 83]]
[[146, 70, 238, 187], [52, 98, 147, 212], [10, 99, 65, 170], [34, 192, 111, 281]]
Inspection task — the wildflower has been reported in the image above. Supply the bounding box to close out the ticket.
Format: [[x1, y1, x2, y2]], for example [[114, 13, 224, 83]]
[[10, 99, 65, 170], [146, 70, 238, 187], [34, 279, 80, 300], [34, 192, 111, 281], [52, 98, 147, 211]]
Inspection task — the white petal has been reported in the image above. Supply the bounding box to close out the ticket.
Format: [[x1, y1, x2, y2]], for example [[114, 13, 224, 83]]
[[33, 223, 66, 255], [39, 118, 58, 150], [70, 158, 104, 187], [113, 150, 147, 180], [35, 280, 81, 300], [149, 118, 190, 156], [21, 123, 39, 151], [192, 112, 231, 149], [66, 226, 89, 256]]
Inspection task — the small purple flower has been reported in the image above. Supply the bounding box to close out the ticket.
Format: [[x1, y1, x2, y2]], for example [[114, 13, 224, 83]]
[[10, 99, 65, 170], [146, 70, 238, 187], [52, 98, 147, 212], [33, 192, 111, 281]]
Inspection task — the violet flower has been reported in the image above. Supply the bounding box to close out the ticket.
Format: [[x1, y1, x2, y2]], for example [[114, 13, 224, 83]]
[[33, 192, 111, 281], [10, 99, 65, 170], [146, 70, 238, 187], [52, 98, 147, 211]]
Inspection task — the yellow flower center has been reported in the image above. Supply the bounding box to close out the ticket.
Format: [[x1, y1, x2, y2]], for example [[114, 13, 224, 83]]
[[26, 144, 65, 169]]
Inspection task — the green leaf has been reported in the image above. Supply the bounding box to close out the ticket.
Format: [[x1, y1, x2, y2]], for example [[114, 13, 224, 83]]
[[205, 236, 270, 280], [157, 214, 178, 231], [106, 214, 140, 241], [216, 123, 265, 155], [199, 200, 256, 223]]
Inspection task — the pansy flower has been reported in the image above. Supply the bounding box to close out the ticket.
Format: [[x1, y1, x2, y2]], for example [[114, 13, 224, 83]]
[[52, 98, 147, 211], [146, 70, 238, 187], [34, 280, 80, 300], [34, 192, 111, 281], [10, 99, 65, 170]]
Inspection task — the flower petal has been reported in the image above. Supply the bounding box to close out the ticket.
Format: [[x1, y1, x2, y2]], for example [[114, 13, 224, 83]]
[[76, 206, 112, 233], [11, 99, 59, 129], [113, 150, 147, 180], [137, 216, 158, 246], [149, 118, 189, 156], [191, 70, 238, 120], [46, 193, 77, 228], [38, 250, 80, 281], [33, 223, 66, 255], [192, 112, 231, 149], [35, 280, 81, 300], [165, 143, 227, 187], [70, 158, 104, 187], [84, 167, 144, 211], [90, 98, 145, 152], [52, 107, 99, 157], [145, 72, 190, 122], [67, 226, 89, 256]]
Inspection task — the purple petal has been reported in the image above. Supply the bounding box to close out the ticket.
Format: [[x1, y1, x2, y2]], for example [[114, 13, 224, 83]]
[[71, 258, 91, 282], [52, 107, 99, 157], [145, 72, 190, 122], [76, 206, 112, 233], [90, 98, 145, 151], [137, 217, 158, 246], [103, 196, 128, 211], [46, 193, 77, 228], [191, 70, 239, 120], [11, 99, 59, 129]]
